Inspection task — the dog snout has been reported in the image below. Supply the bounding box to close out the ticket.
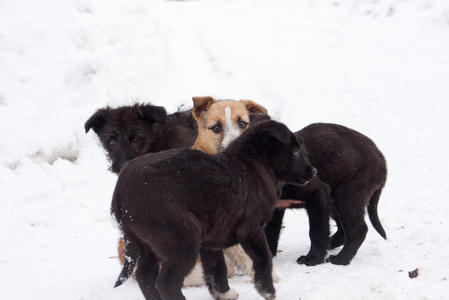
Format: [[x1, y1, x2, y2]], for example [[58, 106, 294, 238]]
[[111, 158, 132, 174], [303, 166, 317, 182], [291, 166, 317, 186], [111, 161, 123, 174]]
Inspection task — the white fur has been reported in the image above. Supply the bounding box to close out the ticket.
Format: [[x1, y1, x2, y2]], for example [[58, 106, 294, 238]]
[[260, 292, 276, 300], [221, 106, 242, 148], [211, 287, 239, 300], [255, 283, 277, 300]]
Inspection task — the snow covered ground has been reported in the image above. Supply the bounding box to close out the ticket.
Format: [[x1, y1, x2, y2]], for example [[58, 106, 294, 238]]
[[1, 0, 449, 299]]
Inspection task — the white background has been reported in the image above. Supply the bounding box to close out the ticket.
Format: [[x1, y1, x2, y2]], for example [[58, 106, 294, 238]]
[[1, 0, 449, 299]]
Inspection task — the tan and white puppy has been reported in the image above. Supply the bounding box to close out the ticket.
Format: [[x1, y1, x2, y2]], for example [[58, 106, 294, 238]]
[[189, 96, 280, 284]]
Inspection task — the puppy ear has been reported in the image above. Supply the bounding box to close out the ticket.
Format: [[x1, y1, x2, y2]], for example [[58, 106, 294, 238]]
[[137, 104, 167, 125], [260, 122, 292, 147], [239, 100, 268, 115], [85, 108, 108, 133], [192, 96, 215, 119]]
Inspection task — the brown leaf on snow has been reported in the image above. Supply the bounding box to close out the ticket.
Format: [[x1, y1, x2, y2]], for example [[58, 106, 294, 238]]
[[409, 268, 419, 279]]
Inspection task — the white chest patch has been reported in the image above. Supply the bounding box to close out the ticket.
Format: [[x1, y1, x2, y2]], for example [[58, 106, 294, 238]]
[[221, 106, 242, 149]]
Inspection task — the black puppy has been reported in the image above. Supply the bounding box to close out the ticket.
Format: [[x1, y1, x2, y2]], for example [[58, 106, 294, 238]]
[[84, 103, 197, 174], [265, 122, 387, 266], [112, 120, 317, 300]]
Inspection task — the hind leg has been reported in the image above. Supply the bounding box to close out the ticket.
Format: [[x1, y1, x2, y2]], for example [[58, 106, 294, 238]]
[[155, 227, 202, 299], [135, 246, 162, 300], [153, 234, 200, 300], [327, 194, 368, 265], [200, 249, 238, 300], [137, 218, 202, 299], [156, 258, 197, 300]]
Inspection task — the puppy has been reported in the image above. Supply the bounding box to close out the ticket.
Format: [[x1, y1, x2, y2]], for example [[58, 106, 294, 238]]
[[112, 120, 317, 300], [264, 122, 387, 266], [84, 103, 197, 174], [85, 102, 199, 284], [182, 96, 268, 285], [191, 96, 283, 282]]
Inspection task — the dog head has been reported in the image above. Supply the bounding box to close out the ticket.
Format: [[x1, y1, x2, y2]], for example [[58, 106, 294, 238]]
[[242, 120, 317, 186], [192, 96, 267, 154], [85, 103, 168, 174]]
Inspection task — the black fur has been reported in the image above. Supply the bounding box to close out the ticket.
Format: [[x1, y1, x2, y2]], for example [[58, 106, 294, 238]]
[[111, 120, 317, 300], [265, 122, 387, 266], [84, 103, 197, 173]]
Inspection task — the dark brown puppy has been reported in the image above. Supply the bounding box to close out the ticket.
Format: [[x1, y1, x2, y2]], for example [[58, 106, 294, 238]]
[[265, 122, 387, 266], [112, 120, 317, 300], [84, 103, 197, 174]]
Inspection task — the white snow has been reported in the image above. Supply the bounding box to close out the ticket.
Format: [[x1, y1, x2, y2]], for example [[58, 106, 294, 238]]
[[1, 0, 449, 299]]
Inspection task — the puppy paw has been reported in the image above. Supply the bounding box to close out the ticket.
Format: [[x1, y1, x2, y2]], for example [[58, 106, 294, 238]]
[[255, 282, 276, 300], [211, 288, 239, 300], [259, 292, 276, 300], [326, 255, 351, 266], [272, 269, 281, 283], [296, 255, 325, 266]]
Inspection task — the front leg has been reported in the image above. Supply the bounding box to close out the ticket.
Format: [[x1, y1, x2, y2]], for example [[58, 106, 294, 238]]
[[297, 183, 331, 266], [236, 224, 276, 300], [200, 249, 238, 300], [264, 208, 286, 256]]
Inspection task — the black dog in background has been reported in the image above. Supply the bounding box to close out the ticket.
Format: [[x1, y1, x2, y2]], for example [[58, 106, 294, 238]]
[[84, 103, 197, 174], [112, 120, 317, 300], [264, 122, 387, 266]]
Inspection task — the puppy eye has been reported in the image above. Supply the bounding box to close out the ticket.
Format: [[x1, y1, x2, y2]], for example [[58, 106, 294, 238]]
[[294, 149, 300, 156], [133, 137, 142, 144], [239, 121, 248, 129], [211, 125, 222, 134], [107, 139, 117, 150]]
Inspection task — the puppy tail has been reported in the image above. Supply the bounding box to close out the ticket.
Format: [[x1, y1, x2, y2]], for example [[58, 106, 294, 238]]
[[367, 188, 387, 240], [114, 230, 140, 288]]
